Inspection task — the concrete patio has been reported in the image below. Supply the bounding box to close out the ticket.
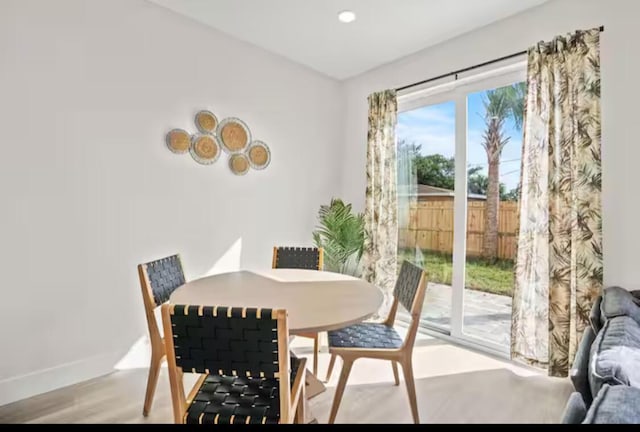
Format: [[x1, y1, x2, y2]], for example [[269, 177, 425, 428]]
[[421, 283, 513, 348]]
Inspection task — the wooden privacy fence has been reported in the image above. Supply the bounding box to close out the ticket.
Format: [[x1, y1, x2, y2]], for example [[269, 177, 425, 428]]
[[398, 199, 519, 260]]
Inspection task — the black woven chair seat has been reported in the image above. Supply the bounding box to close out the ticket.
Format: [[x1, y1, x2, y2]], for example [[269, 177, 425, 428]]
[[185, 356, 301, 425], [328, 323, 403, 349]]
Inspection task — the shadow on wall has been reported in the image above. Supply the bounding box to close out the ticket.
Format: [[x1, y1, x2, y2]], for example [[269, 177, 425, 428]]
[[115, 237, 243, 371], [203, 237, 243, 276]]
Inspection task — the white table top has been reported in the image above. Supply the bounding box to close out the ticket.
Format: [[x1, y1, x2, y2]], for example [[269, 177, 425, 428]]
[[169, 269, 383, 334]]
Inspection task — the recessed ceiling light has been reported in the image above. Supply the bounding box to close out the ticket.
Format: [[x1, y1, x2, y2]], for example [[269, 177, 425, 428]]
[[338, 10, 356, 23]]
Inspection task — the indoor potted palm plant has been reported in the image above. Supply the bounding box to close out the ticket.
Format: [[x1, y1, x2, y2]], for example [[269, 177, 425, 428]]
[[312, 198, 365, 277]]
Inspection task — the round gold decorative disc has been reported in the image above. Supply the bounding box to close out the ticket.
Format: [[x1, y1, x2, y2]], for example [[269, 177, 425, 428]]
[[249, 146, 268, 165], [190, 134, 220, 165], [195, 111, 218, 133], [246, 140, 271, 170], [166, 129, 191, 154], [221, 122, 249, 152], [194, 136, 217, 159], [229, 154, 250, 175]]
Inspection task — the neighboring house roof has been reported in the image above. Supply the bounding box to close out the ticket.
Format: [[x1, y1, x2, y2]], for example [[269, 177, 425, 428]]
[[417, 184, 453, 195], [398, 184, 487, 200]]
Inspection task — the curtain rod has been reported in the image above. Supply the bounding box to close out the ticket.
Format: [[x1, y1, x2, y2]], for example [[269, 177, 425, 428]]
[[395, 25, 604, 93]]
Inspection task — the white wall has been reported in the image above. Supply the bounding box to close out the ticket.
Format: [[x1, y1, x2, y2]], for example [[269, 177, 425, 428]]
[[0, 0, 343, 404], [341, 0, 639, 291]]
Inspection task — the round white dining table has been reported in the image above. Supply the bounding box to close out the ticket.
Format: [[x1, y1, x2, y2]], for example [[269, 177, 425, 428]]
[[169, 268, 383, 413], [169, 268, 384, 335]]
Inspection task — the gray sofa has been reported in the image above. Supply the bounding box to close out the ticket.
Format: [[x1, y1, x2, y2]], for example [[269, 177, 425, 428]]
[[561, 286, 640, 424]]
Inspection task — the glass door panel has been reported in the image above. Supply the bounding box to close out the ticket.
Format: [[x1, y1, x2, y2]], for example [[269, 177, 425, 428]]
[[461, 82, 525, 349], [397, 101, 456, 332]]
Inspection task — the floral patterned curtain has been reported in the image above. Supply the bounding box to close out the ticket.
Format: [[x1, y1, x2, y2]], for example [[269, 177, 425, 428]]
[[511, 28, 602, 376], [361, 90, 398, 317]]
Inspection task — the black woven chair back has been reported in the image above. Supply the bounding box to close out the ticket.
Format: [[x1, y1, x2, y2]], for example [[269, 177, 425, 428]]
[[393, 261, 425, 313], [143, 255, 185, 306], [273, 247, 321, 270], [168, 305, 282, 379]]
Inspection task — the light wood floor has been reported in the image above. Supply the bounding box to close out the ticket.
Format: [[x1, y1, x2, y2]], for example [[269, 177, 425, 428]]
[[0, 335, 572, 424]]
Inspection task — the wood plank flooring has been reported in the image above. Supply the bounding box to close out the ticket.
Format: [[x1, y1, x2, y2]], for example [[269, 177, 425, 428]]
[[0, 335, 572, 423]]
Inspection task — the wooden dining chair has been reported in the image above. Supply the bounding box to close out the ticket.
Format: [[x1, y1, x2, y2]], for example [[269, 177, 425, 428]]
[[161, 304, 307, 424], [137, 254, 186, 416], [324, 261, 428, 424], [272, 246, 324, 271], [272, 246, 324, 377]]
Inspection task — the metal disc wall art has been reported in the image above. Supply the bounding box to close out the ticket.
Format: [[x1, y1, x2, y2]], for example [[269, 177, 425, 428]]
[[190, 134, 220, 165], [165, 108, 271, 175], [194, 110, 218, 134], [246, 140, 271, 170], [229, 153, 250, 176], [165, 128, 191, 154], [217, 117, 251, 154]]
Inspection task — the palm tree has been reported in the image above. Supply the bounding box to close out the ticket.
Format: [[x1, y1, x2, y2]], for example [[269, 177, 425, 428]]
[[481, 82, 525, 260]]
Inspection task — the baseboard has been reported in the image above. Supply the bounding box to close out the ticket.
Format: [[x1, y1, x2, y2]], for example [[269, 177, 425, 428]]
[[0, 352, 119, 407]]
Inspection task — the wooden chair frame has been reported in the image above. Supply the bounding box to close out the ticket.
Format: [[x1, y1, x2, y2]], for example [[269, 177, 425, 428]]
[[271, 246, 324, 377], [325, 269, 428, 424], [161, 305, 307, 424], [137, 254, 185, 416]]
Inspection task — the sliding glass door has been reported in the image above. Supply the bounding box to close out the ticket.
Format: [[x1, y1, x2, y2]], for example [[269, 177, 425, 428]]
[[396, 64, 526, 354]]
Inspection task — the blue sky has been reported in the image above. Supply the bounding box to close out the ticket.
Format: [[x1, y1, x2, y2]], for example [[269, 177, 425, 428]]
[[397, 86, 523, 191]]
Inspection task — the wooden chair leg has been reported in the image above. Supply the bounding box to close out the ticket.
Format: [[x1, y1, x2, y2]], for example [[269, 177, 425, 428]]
[[313, 334, 319, 377], [295, 377, 306, 424], [328, 359, 354, 424], [142, 353, 163, 416], [391, 361, 400, 386], [401, 360, 419, 424], [325, 353, 337, 382]]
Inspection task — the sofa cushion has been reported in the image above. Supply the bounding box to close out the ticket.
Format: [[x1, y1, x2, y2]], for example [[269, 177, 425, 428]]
[[561, 392, 587, 424], [583, 384, 640, 424], [589, 295, 604, 333], [570, 326, 596, 404], [589, 316, 640, 396], [601, 286, 640, 325]]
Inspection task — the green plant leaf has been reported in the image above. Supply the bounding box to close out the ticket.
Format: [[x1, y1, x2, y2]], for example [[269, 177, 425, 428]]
[[313, 198, 365, 276]]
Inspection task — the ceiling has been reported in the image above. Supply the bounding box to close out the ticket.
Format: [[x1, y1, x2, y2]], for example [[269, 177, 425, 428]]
[[148, 0, 551, 80]]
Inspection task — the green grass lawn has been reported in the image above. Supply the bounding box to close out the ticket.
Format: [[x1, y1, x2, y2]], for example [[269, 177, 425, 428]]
[[399, 249, 514, 297]]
